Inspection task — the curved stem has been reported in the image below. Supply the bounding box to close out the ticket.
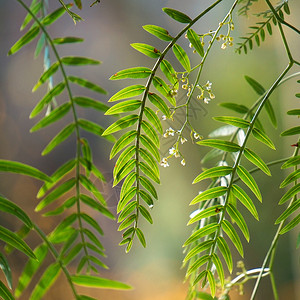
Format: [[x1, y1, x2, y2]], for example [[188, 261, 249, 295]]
[[17, 0, 92, 271]]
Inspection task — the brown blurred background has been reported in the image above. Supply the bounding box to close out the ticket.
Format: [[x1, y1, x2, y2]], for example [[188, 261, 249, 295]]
[[0, 0, 299, 299]]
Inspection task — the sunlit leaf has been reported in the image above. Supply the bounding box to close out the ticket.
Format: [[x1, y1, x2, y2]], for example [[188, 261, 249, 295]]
[[139, 161, 160, 184], [186, 254, 209, 277], [276, 199, 300, 224], [113, 159, 136, 186], [139, 176, 158, 199], [141, 120, 160, 147], [197, 139, 240, 152], [41, 5, 69, 26], [143, 25, 173, 41], [187, 28, 204, 57], [118, 214, 136, 231], [110, 131, 137, 159], [279, 214, 300, 235], [148, 93, 171, 118], [131, 43, 160, 58], [0, 160, 50, 182], [279, 183, 300, 205], [281, 156, 300, 169], [153, 76, 176, 106], [219, 102, 249, 114], [53, 37, 84, 44], [74, 97, 109, 112], [190, 186, 227, 205], [61, 56, 100, 65], [222, 219, 244, 257], [252, 128, 275, 150], [183, 240, 214, 263], [0, 281, 14, 300], [183, 223, 218, 246], [188, 205, 223, 225], [136, 228, 146, 247], [110, 67, 151, 80], [206, 270, 216, 297], [144, 107, 163, 134], [280, 169, 300, 188], [32, 61, 59, 91], [140, 134, 160, 161], [0, 253, 12, 289], [68, 76, 107, 94], [8, 26, 40, 56], [217, 236, 233, 273], [173, 44, 191, 71], [193, 166, 232, 183], [232, 184, 259, 220], [244, 148, 271, 176], [162, 7, 192, 23], [281, 126, 300, 136], [102, 115, 139, 136], [138, 205, 153, 224], [213, 116, 250, 128], [30, 103, 71, 132], [109, 85, 145, 102], [71, 275, 132, 290], [105, 100, 141, 115]]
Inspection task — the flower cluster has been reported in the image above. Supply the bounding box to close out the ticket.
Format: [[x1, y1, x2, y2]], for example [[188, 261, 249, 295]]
[[216, 19, 234, 50], [196, 80, 215, 104]]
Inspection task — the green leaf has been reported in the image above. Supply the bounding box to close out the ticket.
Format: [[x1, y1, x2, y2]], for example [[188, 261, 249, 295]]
[[20, 1, 41, 31], [118, 201, 137, 223], [139, 176, 158, 199], [118, 214, 136, 231], [193, 166, 232, 184], [131, 43, 160, 58], [183, 240, 214, 263], [244, 148, 271, 176], [30, 103, 71, 132], [139, 190, 154, 207], [201, 148, 223, 163], [216, 236, 233, 273], [113, 146, 135, 179], [118, 187, 137, 213], [252, 128, 275, 150], [160, 60, 178, 87], [219, 102, 249, 114], [0, 225, 35, 259], [68, 76, 106, 94], [153, 76, 176, 106], [15, 243, 48, 298], [8, 26, 40, 56], [110, 67, 151, 80], [279, 214, 300, 235], [206, 270, 216, 297], [83, 228, 104, 250], [186, 254, 209, 277], [280, 169, 300, 188], [208, 125, 236, 138], [34, 33, 45, 58], [281, 126, 300, 136], [81, 213, 104, 236], [41, 6, 69, 26], [232, 184, 259, 220], [30, 263, 61, 300], [78, 119, 114, 142], [73, 97, 109, 112], [0, 253, 12, 289], [109, 85, 145, 102], [110, 131, 137, 159], [190, 187, 227, 205], [71, 275, 132, 290], [53, 37, 84, 44], [264, 99, 277, 128], [287, 109, 300, 115], [236, 165, 262, 201], [79, 175, 106, 205], [140, 134, 160, 162], [281, 156, 300, 169], [173, 44, 191, 71], [113, 159, 136, 186], [144, 106, 163, 134], [276, 199, 300, 224], [139, 148, 159, 177], [197, 139, 240, 152], [222, 219, 244, 257], [35, 178, 76, 212], [102, 115, 139, 136], [0, 160, 50, 182], [32, 61, 59, 91], [187, 29, 204, 57], [148, 93, 170, 118], [162, 8, 192, 23], [141, 120, 160, 147], [213, 116, 250, 128], [0, 196, 32, 228], [30, 82, 65, 117], [61, 56, 100, 65], [183, 223, 219, 246], [143, 25, 173, 41], [0, 281, 14, 300], [279, 183, 300, 205], [42, 123, 75, 155], [120, 173, 136, 201], [245, 75, 265, 95], [193, 270, 206, 286], [105, 100, 141, 115], [80, 194, 114, 220], [139, 161, 160, 184], [188, 205, 223, 225], [136, 228, 146, 247], [37, 159, 75, 198], [138, 205, 153, 224], [227, 203, 250, 242]]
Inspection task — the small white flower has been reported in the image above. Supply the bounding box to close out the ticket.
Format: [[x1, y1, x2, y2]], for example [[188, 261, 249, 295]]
[[162, 115, 167, 121], [194, 132, 200, 139], [160, 158, 169, 168], [180, 137, 187, 144], [164, 127, 175, 137], [181, 159, 186, 166], [221, 43, 227, 50], [204, 97, 210, 104], [209, 92, 215, 99], [205, 81, 212, 90], [169, 147, 176, 155], [175, 151, 180, 158]]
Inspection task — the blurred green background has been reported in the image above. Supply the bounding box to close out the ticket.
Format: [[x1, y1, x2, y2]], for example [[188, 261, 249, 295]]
[[0, 0, 299, 299]]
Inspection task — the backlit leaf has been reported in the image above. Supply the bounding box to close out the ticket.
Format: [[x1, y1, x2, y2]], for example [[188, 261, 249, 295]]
[[279, 183, 300, 205], [53, 37, 84, 44], [183, 223, 218, 246], [173, 44, 191, 71], [244, 148, 271, 176], [281, 126, 300, 136], [32, 61, 59, 91], [68, 76, 106, 94], [61, 56, 100, 65], [217, 236, 233, 273], [105, 100, 141, 115], [141, 120, 160, 147], [280, 169, 300, 188], [188, 205, 223, 225], [140, 134, 160, 161], [143, 25, 173, 41], [153, 76, 176, 106], [190, 187, 227, 205], [213, 116, 250, 128], [139, 161, 160, 184], [138, 205, 153, 224], [279, 214, 300, 235], [136, 228, 146, 247], [102, 115, 139, 136], [109, 85, 145, 102], [252, 128, 275, 150], [110, 67, 151, 80], [197, 139, 240, 152], [276, 199, 300, 224], [131, 43, 160, 58], [148, 93, 170, 118], [110, 131, 137, 159], [193, 166, 232, 184], [144, 107, 163, 134], [187, 28, 204, 57], [162, 7, 192, 23], [74, 97, 109, 112], [281, 156, 300, 169]]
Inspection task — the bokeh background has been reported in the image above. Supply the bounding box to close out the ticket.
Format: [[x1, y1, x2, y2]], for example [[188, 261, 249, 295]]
[[0, 0, 299, 299]]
